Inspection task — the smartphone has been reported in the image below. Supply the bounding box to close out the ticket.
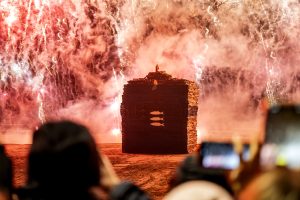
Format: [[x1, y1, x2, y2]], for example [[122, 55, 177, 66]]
[[260, 105, 300, 169], [200, 142, 250, 170]]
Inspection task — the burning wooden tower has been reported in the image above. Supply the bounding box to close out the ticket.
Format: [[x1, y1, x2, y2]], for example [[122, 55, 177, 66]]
[[121, 66, 199, 154]]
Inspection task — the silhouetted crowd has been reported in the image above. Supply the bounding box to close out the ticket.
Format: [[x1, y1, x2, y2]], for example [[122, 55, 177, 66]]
[[1, 105, 300, 200]]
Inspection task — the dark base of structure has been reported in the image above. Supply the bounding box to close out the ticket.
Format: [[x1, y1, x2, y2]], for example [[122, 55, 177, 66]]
[[122, 131, 197, 154], [122, 144, 188, 154]]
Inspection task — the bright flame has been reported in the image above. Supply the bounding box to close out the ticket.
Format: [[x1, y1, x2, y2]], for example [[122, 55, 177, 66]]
[[5, 9, 18, 27], [111, 128, 121, 136], [110, 99, 120, 112], [3, 2, 18, 28]]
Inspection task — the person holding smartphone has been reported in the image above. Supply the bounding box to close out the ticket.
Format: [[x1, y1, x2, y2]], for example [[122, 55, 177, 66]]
[[169, 145, 234, 195]]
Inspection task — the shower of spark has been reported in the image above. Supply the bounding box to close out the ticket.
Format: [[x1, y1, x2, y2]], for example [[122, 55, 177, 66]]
[[37, 91, 45, 123], [1, 0, 300, 142], [0, 0, 121, 131], [192, 56, 204, 85], [110, 68, 126, 136]]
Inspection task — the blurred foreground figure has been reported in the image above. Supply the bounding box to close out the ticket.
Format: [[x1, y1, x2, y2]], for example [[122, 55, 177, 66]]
[[17, 121, 149, 200], [0, 145, 13, 200], [171, 154, 233, 195], [164, 181, 233, 200], [239, 167, 300, 200]]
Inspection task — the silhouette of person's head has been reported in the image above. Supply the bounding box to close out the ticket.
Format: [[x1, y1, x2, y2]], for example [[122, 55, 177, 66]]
[[0, 144, 13, 200], [27, 121, 101, 198]]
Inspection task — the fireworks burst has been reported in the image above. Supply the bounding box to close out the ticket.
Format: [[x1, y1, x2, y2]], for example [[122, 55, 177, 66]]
[[0, 0, 121, 127], [1, 0, 300, 140]]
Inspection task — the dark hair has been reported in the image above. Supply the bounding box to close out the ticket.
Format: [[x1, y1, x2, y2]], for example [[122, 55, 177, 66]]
[[27, 121, 101, 197], [0, 145, 5, 154], [0, 144, 13, 193]]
